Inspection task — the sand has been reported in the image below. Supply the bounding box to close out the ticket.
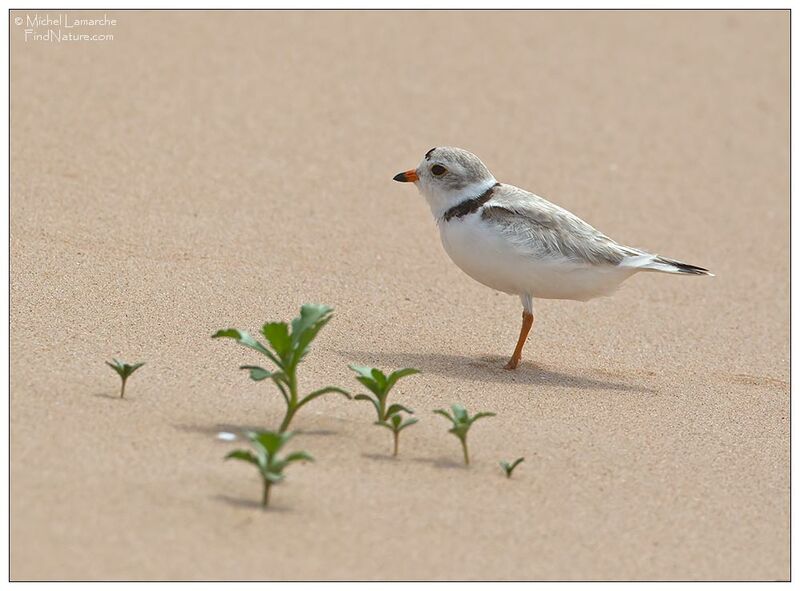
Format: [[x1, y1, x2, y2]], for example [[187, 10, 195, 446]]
[[10, 10, 789, 581]]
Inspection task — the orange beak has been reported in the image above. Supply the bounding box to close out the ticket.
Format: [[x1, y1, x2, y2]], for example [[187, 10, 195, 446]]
[[393, 169, 419, 183]]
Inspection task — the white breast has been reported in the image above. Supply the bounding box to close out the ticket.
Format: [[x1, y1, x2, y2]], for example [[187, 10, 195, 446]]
[[439, 214, 638, 301]]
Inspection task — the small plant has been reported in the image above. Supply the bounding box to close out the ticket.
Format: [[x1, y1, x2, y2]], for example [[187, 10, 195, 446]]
[[433, 404, 495, 465], [105, 358, 145, 399], [378, 414, 419, 457], [499, 457, 524, 478], [350, 365, 420, 456], [213, 304, 351, 432], [225, 430, 312, 509]]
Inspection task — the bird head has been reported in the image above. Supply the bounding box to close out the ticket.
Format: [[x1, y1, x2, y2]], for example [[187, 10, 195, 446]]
[[393, 147, 497, 220]]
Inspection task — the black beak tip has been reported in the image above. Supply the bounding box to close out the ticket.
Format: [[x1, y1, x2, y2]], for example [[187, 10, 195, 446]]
[[393, 172, 408, 182]]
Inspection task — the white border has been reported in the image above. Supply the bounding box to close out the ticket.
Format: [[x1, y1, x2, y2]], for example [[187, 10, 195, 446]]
[[3, 3, 793, 589]]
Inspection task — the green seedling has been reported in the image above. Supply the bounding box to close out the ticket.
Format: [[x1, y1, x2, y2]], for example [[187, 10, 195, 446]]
[[213, 304, 351, 432], [433, 404, 496, 465], [225, 430, 312, 509], [105, 358, 144, 399], [350, 365, 420, 456], [378, 413, 419, 457], [499, 457, 525, 478]]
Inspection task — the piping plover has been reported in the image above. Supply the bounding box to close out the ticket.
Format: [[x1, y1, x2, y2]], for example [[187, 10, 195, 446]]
[[393, 146, 712, 370]]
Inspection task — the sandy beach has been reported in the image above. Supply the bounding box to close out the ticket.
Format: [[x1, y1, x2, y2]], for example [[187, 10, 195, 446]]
[[10, 10, 788, 580]]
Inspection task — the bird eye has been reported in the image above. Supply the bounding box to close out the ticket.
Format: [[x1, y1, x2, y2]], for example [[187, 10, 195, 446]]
[[431, 164, 447, 176]]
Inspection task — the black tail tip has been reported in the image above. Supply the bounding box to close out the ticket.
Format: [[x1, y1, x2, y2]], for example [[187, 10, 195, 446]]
[[656, 256, 713, 276], [674, 261, 713, 275]]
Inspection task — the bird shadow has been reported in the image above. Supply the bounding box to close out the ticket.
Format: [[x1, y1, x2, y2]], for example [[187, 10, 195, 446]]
[[173, 423, 338, 438], [335, 349, 656, 394], [212, 494, 292, 513]]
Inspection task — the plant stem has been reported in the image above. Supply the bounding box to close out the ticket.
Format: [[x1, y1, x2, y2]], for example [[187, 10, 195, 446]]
[[461, 439, 469, 465], [392, 430, 399, 457], [278, 371, 299, 432], [120, 378, 127, 399], [378, 395, 387, 422], [262, 480, 271, 508], [279, 404, 296, 433]]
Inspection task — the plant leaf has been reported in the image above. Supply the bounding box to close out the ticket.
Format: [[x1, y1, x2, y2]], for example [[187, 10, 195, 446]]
[[369, 368, 388, 391], [284, 451, 314, 464], [106, 360, 124, 377], [386, 403, 414, 418], [262, 322, 292, 358], [213, 328, 285, 372], [500, 457, 524, 477], [451, 404, 468, 424], [470, 412, 496, 424], [433, 409, 455, 425], [239, 365, 271, 381], [106, 359, 144, 379], [225, 449, 259, 467], [355, 375, 383, 397], [298, 386, 351, 408], [289, 304, 333, 362], [128, 362, 145, 374], [398, 417, 419, 431], [248, 430, 292, 456], [349, 364, 376, 379], [212, 329, 272, 358], [386, 367, 420, 390]]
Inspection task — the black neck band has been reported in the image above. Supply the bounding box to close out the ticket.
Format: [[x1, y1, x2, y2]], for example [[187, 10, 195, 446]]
[[441, 182, 501, 222]]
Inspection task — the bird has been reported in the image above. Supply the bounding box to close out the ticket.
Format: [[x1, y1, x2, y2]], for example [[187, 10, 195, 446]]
[[393, 146, 712, 370]]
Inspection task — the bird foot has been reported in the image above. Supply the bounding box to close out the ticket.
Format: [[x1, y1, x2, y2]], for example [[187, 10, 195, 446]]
[[504, 358, 520, 370]]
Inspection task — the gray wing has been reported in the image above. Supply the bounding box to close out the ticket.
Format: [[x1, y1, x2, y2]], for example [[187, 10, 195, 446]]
[[480, 184, 644, 266]]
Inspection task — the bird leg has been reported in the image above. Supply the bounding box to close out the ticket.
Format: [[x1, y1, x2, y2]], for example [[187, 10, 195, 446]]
[[504, 310, 534, 370]]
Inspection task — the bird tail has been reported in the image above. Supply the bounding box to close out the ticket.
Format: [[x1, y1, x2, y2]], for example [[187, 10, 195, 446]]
[[640, 255, 714, 276]]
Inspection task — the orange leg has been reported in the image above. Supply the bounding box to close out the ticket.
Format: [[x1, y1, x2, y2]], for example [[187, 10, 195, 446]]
[[504, 310, 534, 370]]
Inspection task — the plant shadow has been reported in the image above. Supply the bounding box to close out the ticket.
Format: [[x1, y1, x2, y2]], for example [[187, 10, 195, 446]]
[[173, 423, 338, 438], [92, 392, 128, 401], [361, 452, 398, 462], [410, 456, 468, 470], [360, 449, 466, 469], [212, 494, 292, 513], [336, 349, 656, 394]]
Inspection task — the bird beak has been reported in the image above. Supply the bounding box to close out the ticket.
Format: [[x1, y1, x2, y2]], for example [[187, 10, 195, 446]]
[[393, 169, 419, 183]]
